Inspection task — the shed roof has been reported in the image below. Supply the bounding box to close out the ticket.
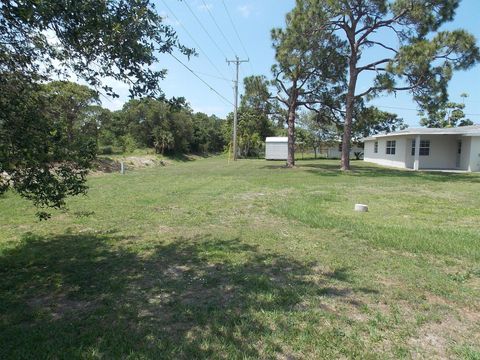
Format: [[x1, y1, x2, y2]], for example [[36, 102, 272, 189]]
[[362, 124, 480, 141], [265, 137, 288, 143]]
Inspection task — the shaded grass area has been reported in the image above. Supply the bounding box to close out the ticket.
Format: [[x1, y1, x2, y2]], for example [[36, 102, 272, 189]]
[[0, 233, 379, 359], [0, 157, 479, 359]]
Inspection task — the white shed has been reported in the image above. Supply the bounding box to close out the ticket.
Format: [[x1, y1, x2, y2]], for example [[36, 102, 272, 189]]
[[265, 137, 288, 160]]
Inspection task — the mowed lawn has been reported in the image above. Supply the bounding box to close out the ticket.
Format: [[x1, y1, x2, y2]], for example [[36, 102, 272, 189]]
[[1, 157, 479, 359]]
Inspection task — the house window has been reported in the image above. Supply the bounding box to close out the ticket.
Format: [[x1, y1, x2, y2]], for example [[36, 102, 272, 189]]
[[386, 140, 396, 155], [374, 141, 378, 153], [419, 140, 430, 156], [411, 139, 430, 156]]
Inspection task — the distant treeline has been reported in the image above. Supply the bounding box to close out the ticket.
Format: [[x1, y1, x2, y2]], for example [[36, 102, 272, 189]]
[[33, 80, 283, 158], [29, 80, 405, 160], [97, 98, 227, 155]]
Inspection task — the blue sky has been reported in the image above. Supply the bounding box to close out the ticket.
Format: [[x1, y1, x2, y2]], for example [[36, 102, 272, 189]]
[[102, 0, 480, 128]]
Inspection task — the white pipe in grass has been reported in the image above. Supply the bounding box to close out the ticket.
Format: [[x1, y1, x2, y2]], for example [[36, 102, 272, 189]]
[[354, 204, 368, 212]]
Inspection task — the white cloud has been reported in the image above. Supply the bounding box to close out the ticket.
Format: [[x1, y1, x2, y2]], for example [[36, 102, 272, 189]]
[[237, 4, 253, 18]]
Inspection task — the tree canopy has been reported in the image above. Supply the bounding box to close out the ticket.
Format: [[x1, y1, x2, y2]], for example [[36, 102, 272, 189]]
[[0, 0, 192, 96], [0, 0, 192, 217]]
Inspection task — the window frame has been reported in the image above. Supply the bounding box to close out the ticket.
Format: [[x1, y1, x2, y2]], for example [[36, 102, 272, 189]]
[[374, 141, 378, 153], [386, 140, 396, 155], [411, 139, 430, 156], [419, 140, 430, 156]]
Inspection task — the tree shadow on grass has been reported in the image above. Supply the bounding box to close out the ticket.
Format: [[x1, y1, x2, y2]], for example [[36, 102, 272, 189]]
[[0, 232, 375, 359], [164, 153, 197, 162], [165, 152, 216, 162]]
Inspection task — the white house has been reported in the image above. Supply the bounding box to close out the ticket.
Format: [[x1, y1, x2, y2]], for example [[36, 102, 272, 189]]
[[265, 137, 288, 160], [362, 125, 480, 171]]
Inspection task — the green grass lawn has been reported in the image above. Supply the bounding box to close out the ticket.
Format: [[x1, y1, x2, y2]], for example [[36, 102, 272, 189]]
[[1, 157, 479, 359]]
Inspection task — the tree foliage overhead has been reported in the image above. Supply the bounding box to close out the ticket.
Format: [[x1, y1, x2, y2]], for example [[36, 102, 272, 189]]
[[0, 79, 99, 219], [0, 0, 193, 96], [312, 0, 479, 170], [0, 0, 192, 218]]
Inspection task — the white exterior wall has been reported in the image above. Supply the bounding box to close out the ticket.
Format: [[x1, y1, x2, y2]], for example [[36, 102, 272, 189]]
[[468, 136, 480, 171], [327, 145, 364, 159], [404, 135, 458, 170], [460, 137, 472, 170], [364, 135, 480, 171], [364, 136, 408, 168], [265, 141, 288, 160]]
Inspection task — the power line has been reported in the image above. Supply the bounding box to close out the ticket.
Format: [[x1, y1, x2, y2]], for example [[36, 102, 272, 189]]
[[221, 0, 254, 74], [169, 52, 233, 107], [375, 104, 480, 116], [194, 70, 231, 83], [201, 0, 237, 56], [183, 0, 229, 60], [159, 0, 227, 79]]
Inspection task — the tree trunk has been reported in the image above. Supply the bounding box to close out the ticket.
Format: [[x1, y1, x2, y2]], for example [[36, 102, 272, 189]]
[[341, 63, 358, 171], [286, 106, 296, 167]]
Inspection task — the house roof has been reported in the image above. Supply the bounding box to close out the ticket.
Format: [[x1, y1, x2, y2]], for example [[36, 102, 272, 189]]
[[362, 125, 480, 141], [265, 137, 288, 143]]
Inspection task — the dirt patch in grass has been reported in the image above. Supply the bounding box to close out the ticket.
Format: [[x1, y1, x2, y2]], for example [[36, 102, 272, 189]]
[[238, 192, 266, 201], [27, 293, 97, 320], [409, 316, 466, 359], [164, 265, 191, 279], [123, 156, 170, 168], [406, 292, 480, 358], [180, 284, 236, 308], [426, 293, 480, 324], [91, 156, 169, 175]]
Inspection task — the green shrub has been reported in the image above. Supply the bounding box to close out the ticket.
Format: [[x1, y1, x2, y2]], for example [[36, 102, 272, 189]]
[[99, 146, 113, 155], [117, 134, 138, 154]]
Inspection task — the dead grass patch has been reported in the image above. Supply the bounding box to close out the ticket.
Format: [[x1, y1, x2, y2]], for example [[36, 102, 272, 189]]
[[27, 293, 96, 320]]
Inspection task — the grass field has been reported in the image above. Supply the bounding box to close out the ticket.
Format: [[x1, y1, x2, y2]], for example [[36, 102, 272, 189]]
[[1, 157, 479, 359]]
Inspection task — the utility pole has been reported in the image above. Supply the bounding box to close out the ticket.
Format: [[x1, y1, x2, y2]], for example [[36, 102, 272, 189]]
[[227, 56, 249, 161]]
